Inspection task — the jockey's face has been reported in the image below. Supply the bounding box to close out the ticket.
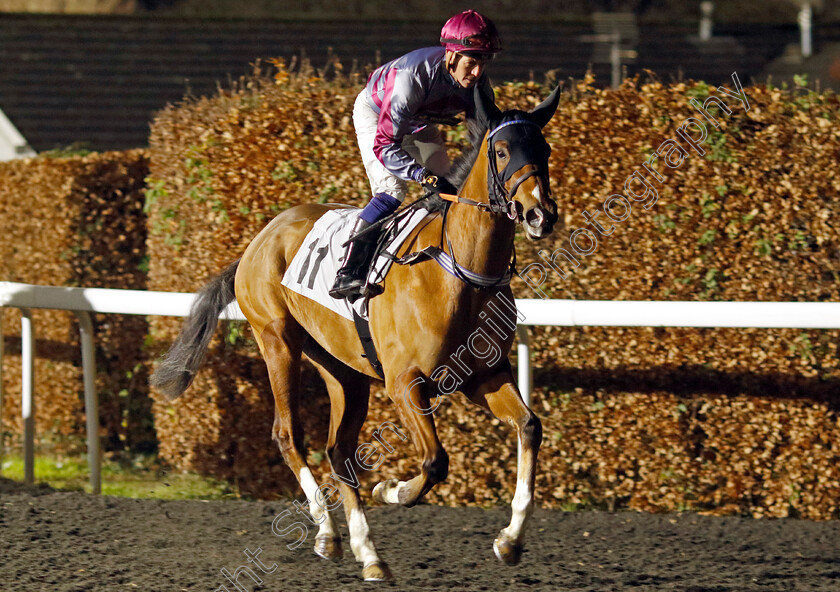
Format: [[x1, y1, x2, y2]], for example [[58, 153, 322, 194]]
[[447, 51, 489, 88]]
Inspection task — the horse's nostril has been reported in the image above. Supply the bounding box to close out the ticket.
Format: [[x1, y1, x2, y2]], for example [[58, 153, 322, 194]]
[[525, 207, 545, 226]]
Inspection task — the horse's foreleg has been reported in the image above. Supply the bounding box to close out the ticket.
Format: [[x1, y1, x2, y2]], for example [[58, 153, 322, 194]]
[[465, 365, 542, 566], [374, 366, 448, 508], [260, 318, 341, 559], [311, 358, 393, 582]]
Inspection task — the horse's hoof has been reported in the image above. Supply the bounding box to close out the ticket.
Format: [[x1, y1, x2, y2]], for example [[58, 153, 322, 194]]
[[397, 484, 418, 507], [493, 536, 523, 566], [372, 479, 399, 504], [314, 535, 343, 561], [362, 561, 394, 582]]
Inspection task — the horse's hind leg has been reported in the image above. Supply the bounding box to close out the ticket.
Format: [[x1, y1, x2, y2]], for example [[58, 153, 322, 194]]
[[464, 362, 542, 567], [260, 317, 342, 560], [307, 349, 393, 582]]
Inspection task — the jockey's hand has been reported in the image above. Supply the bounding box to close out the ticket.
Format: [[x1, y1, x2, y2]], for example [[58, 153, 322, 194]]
[[418, 170, 458, 196]]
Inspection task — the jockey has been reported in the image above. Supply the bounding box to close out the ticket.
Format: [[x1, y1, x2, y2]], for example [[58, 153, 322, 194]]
[[329, 9, 502, 300]]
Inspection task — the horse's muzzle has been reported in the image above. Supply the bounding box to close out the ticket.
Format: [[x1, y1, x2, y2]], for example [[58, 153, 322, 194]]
[[523, 203, 558, 240]]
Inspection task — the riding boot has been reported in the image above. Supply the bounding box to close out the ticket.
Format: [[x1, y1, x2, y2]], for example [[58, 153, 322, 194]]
[[329, 217, 381, 300]]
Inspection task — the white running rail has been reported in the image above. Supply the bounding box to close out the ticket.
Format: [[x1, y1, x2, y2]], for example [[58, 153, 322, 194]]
[[1, 280, 839, 493], [0, 282, 243, 493]]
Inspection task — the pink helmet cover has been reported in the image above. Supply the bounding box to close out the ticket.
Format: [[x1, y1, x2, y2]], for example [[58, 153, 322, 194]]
[[439, 9, 502, 55]]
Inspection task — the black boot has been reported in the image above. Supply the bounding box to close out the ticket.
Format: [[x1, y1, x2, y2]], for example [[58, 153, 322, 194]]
[[329, 217, 380, 300]]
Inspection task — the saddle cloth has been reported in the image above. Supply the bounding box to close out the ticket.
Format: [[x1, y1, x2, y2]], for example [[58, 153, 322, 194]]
[[280, 206, 431, 321]]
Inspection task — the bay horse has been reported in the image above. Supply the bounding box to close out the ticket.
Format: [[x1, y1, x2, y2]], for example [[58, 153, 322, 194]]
[[151, 85, 561, 582]]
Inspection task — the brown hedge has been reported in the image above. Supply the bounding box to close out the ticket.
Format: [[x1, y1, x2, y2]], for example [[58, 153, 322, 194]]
[[146, 61, 840, 518], [0, 150, 153, 455]]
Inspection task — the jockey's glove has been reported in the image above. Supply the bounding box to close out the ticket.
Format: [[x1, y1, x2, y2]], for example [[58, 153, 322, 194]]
[[415, 168, 458, 196]]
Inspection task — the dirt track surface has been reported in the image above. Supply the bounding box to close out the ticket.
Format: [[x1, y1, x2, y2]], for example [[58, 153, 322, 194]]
[[1, 478, 839, 592]]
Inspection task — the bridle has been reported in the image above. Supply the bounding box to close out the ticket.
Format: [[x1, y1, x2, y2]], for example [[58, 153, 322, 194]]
[[365, 86, 561, 293], [435, 118, 552, 223], [373, 117, 557, 290], [421, 118, 554, 288]]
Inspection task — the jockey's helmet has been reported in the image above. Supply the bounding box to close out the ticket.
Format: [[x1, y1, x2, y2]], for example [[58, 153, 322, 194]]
[[439, 10, 502, 57]]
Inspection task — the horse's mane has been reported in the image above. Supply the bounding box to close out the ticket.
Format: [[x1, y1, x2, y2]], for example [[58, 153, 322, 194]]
[[450, 117, 485, 190], [420, 117, 485, 214]]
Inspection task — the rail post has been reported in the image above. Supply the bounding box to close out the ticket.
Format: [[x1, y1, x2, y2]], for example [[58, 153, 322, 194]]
[[516, 324, 532, 408], [20, 308, 34, 485], [0, 310, 4, 473], [515, 324, 533, 464], [75, 311, 101, 494]]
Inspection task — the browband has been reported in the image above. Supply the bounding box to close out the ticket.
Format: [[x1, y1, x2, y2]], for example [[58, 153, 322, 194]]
[[487, 119, 540, 141]]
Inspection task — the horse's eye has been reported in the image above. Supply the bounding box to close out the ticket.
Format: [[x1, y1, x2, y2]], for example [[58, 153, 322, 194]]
[[496, 150, 507, 160]]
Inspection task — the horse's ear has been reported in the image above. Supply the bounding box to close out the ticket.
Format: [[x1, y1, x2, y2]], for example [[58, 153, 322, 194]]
[[474, 84, 502, 130], [529, 86, 561, 128]]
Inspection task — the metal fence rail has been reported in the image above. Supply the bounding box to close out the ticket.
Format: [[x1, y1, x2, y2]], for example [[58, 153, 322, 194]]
[[1, 280, 839, 494], [0, 282, 244, 494]]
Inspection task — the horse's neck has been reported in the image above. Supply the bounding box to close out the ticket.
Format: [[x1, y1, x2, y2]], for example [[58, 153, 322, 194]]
[[445, 137, 515, 278]]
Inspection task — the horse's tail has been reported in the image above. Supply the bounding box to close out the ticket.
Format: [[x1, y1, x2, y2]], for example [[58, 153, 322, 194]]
[[150, 259, 240, 400]]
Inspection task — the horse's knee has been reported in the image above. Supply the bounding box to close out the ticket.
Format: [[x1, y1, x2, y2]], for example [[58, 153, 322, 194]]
[[273, 421, 304, 457], [273, 406, 304, 449], [423, 449, 449, 484], [273, 428, 295, 457]]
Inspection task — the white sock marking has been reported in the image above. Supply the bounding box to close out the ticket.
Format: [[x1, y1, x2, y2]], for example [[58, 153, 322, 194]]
[[298, 467, 338, 538], [349, 508, 380, 565]]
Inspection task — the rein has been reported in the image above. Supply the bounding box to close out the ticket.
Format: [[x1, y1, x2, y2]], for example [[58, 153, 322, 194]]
[[436, 165, 543, 221]]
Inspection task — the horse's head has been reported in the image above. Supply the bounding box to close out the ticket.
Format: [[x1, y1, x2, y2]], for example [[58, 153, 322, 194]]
[[475, 85, 561, 240]]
